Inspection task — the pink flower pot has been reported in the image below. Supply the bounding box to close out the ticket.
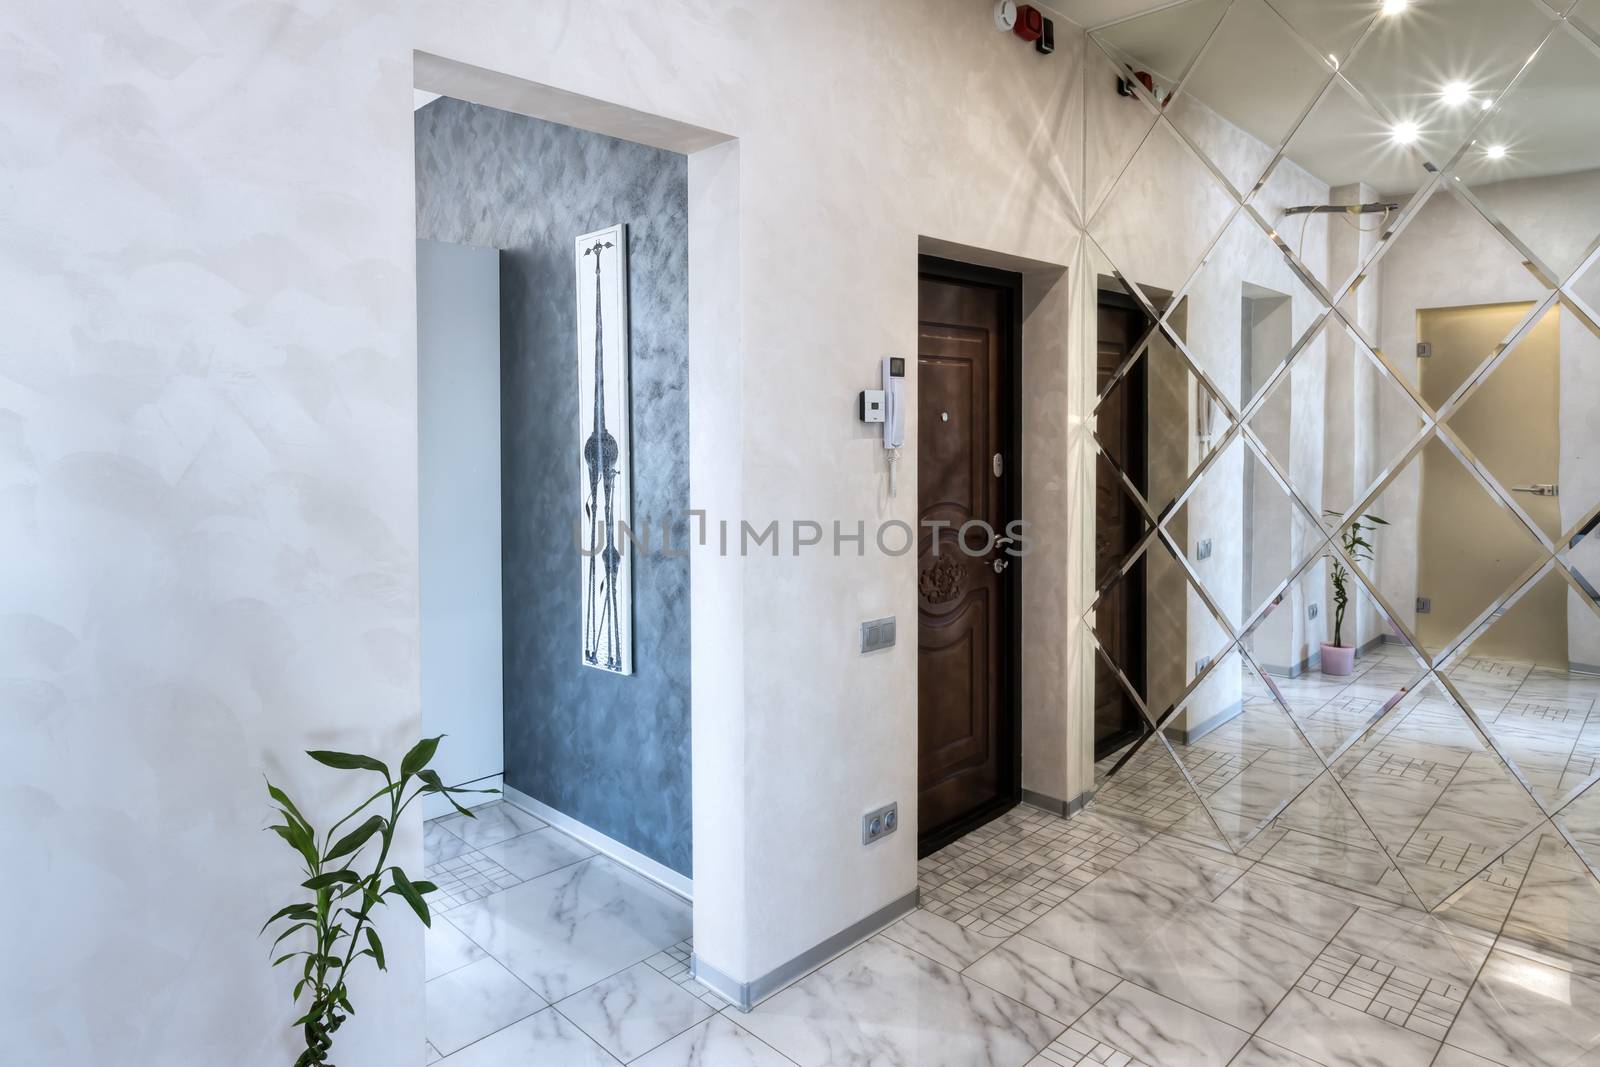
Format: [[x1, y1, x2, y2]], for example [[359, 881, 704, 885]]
[[1321, 643, 1355, 676]]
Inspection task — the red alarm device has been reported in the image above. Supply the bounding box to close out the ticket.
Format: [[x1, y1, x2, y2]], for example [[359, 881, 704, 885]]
[[1013, 4, 1044, 42]]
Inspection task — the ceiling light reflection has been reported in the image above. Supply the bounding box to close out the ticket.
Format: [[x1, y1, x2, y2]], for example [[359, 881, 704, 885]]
[[1392, 121, 1420, 145], [1486, 144, 1507, 160], [1382, 0, 1408, 15], [1442, 81, 1472, 107]]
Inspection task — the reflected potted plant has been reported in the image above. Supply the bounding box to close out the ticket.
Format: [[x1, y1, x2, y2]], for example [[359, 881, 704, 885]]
[[1322, 512, 1387, 676]]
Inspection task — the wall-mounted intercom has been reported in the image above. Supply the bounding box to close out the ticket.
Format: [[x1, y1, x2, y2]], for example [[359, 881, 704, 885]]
[[859, 357, 906, 496]]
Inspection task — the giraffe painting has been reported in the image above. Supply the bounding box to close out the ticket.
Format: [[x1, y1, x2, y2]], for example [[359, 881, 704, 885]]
[[575, 224, 633, 675]]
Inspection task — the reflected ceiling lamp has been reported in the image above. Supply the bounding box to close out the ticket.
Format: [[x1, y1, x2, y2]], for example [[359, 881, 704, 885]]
[[1382, 0, 1409, 15], [1392, 121, 1420, 145]]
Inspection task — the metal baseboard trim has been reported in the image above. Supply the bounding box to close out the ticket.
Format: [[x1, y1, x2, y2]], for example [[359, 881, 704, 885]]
[[1021, 788, 1091, 817], [691, 888, 919, 1012], [502, 785, 692, 901]]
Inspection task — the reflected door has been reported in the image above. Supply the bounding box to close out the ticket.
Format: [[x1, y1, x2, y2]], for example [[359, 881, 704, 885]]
[[1418, 302, 1564, 659], [1095, 294, 1149, 759], [917, 264, 1019, 853]]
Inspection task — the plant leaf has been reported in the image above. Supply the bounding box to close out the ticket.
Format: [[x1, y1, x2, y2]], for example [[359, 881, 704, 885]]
[[365, 927, 386, 971], [260, 902, 317, 935], [387, 868, 432, 927], [400, 736, 442, 780], [303, 870, 360, 891], [267, 780, 313, 832], [306, 750, 391, 778], [325, 815, 386, 862]]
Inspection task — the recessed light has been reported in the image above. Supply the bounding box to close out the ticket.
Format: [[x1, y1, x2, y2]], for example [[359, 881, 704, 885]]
[[1382, 0, 1408, 15], [1392, 121, 1420, 145], [1442, 81, 1472, 107], [1486, 144, 1507, 159], [1481, 99, 1494, 110]]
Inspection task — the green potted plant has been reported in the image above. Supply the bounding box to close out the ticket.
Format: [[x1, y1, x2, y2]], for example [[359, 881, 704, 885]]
[[261, 736, 494, 1066], [1322, 512, 1387, 676]]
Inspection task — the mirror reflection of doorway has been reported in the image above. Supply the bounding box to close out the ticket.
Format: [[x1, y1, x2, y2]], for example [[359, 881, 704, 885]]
[[1094, 290, 1149, 760], [1417, 302, 1565, 659]]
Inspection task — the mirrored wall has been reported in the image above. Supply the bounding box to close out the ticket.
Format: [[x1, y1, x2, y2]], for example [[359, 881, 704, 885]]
[[1085, 0, 1600, 912]]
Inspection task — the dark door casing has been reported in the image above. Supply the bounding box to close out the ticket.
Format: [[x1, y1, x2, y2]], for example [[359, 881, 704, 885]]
[[916, 260, 1021, 855], [1094, 294, 1149, 761]]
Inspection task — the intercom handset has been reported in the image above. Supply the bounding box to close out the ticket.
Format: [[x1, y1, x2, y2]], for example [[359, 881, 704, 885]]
[[882, 356, 905, 495]]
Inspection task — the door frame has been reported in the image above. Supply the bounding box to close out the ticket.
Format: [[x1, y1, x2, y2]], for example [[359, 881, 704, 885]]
[[915, 254, 1024, 857], [1094, 285, 1150, 762]]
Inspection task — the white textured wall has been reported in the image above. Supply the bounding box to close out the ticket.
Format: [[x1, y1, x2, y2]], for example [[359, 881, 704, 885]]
[[2, 2, 420, 1064]]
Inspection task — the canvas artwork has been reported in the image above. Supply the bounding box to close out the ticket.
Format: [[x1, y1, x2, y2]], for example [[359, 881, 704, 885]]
[[576, 223, 633, 675]]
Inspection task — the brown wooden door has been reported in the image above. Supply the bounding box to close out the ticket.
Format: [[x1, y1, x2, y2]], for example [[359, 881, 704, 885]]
[[917, 267, 1018, 851], [1095, 297, 1149, 760]]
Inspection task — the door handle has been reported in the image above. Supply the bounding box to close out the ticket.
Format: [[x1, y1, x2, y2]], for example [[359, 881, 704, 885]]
[[1511, 483, 1559, 497], [992, 558, 1010, 573]]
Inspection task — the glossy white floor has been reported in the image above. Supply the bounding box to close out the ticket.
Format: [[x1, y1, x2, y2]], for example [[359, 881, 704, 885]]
[[423, 791, 1600, 1066]]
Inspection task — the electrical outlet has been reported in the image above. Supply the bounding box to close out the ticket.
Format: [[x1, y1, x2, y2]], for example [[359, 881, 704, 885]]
[[1307, 603, 1319, 620], [1417, 597, 1432, 614], [862, 802, 898, 845], [1196, 538, 1213, 561]]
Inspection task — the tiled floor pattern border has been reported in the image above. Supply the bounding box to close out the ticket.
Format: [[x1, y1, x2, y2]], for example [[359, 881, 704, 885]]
[[918, 807, 1138, 937], [427, 849, 524, 912], [1298, 944, 1467, 1040], [642, 938, 726, 1010], [1033, 1027, 1151, 1066]]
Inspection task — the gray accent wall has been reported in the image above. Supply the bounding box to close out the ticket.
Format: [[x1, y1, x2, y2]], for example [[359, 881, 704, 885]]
[[416, 98, 692, 876]]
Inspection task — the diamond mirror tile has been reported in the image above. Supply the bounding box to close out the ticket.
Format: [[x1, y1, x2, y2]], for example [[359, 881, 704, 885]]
[[1089, 0, 1600, 920], [1337, 0, 1559, 171], [1247, 317, 1428, 531], [1164, 0, 1336, 198]]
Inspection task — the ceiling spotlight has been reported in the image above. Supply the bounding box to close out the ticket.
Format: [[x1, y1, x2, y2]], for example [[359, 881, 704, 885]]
[[1480, 98, 1494, 111], [1486, 144, 1507, 159], [1392, 121, 1420, 145], [1442, 81, 1472, 107], [1382, 0, 1408, 14]]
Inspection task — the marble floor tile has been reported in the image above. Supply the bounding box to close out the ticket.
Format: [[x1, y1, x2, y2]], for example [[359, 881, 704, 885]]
[[1211, 870, 1358, 941], [631, 1015, 797, 1067], [1330, 908, 1491, 989], [964, 935, 1120, 1026], [1110, 896, 1328, 1029], [1444, 948, 1600, 1066], [1021, 868, 1190, 973], [479, 825, 593, 881], [438, 1008, 620, 1067], [448, 856, 691, 1002], [1255, 988, 1441, 1066], [881, 908, 1007, 970], [1431, 1046, 1506, 1067], [424, 956, 545, 1056], [426, 820, 472, 867], [738, 935, 1060, 1067], [1069, 981, 1248, 1067], [1028, 858, 1325, 1030], [425, 914, 486, 980], [557, 962, 716, 1062], [436, 800, 547, 849], [1224, 1037, 1327, 1065]]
